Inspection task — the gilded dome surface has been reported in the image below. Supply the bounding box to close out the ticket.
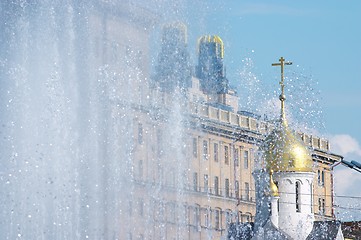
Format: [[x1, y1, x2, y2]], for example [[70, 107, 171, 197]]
[[263, 121, 313, 172]]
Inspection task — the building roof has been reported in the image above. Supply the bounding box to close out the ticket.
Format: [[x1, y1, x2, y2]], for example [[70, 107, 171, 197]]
[[228, 222, 254, 240], [341, 221, 361, 239], [306, 220, 342, 240], [228, 220, 344, 240], [253, 219, 291, 240], [228, 219, 291, 240]]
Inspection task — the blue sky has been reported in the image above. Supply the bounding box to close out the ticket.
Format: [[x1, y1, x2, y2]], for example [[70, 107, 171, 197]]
[[178, 0, 361, 220]]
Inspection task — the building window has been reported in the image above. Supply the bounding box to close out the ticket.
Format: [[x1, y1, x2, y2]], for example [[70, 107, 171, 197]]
[[203, 140, 208, 160], [194, 205, 200, 227], [138, 123, 143, 144], [204, 174, 209, 193], [182, 170, 187, 188], [167, 203, 175, 223], [245, 182, 250, 201], [193, 138, 198, 158], [318, 198, 325, 215], [269, 202, 272, 216], [158, 201, 165, 222], [225, 179, 230, 197], [184, 205, 189, 225], [234, 148, 239, 167], [243, 150, 249, 169], [215, 209, 220, 230], [296, 181, 301, 212], [242, 213, 251, 223], [318, 170, 325, 186], [169, 168, 175, 187], [214, 143, 219, 162], [139, 198, 144, 216], [158, 165, 163, 183], [310, 184, 313, 213], [193, 172, 198, 191], [225, 210, 231, 225], [127, 232, 132, 240], [224, 146, 229, 165], [128, 200, 132, 216], [204, 210, 209, 228], [138, 160, 143, 180], [235, 180, 239, 199], [214, 176, 219, 195], [321, 171, 325, 186], [317, 170, 320, 184], [157, 130, 163, 157], [138, 85, 142, 104]]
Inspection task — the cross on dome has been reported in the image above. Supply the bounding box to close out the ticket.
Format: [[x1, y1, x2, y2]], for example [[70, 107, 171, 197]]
[[272, 57, 292, 124]]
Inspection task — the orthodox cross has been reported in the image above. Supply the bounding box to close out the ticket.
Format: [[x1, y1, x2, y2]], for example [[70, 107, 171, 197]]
[[272, 57, 292, 121], [272, 57, 292, 98]]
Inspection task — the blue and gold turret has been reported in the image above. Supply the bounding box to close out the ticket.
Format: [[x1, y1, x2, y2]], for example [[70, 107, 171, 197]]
[[155, 22, 191, 91], [198, 35, 224, 58], [196, 35, 228, 94]]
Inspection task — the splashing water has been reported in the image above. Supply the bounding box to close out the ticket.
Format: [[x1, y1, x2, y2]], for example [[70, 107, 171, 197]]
[[0, 1, 345, 240], [0, 1, 190, 239]]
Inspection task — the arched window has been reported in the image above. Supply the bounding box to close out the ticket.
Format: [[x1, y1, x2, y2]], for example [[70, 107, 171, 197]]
[[241, 212, 252, 223], [225, 209, 232, 226], [310, 184, 313, 213], [194, 205, 200, 228], [296, 181, 301, 212], [214, 208, 221, 230]]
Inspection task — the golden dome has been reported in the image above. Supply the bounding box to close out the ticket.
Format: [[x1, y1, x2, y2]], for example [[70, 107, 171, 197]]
[[263, 120, 313, 172], [264, 57, 313, 173]]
